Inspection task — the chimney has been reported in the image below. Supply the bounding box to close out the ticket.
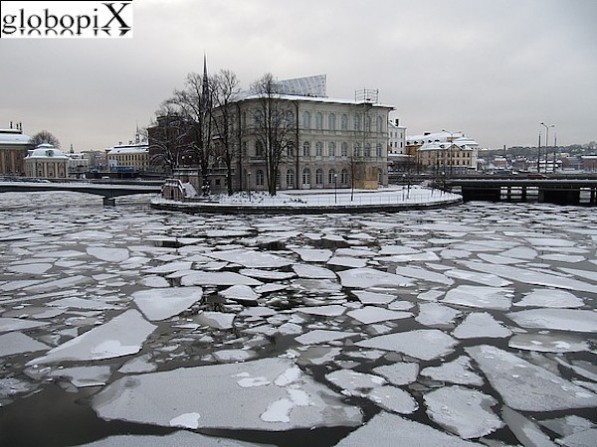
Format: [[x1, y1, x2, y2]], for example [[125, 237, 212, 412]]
[[395, 119, 399, 126]]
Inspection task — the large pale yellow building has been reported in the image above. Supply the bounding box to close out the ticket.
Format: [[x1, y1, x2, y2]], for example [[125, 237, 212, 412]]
[[106, 141, 149, 173]]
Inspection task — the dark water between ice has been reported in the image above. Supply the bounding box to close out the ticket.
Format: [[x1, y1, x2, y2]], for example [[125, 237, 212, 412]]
[[0, 192, 595, 447]]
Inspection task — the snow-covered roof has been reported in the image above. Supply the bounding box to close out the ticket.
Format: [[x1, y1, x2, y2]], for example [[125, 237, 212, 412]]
[[25, 143, 68, 159], [419, 141, 474, 152], [407, 131, 478, 147], [107, 142, 149, 155], [238, 93, 394, 109], [0, 129, 31, 145]]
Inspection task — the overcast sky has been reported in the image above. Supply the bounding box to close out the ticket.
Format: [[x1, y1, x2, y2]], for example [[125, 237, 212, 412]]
[[1, 0, 596, 151]]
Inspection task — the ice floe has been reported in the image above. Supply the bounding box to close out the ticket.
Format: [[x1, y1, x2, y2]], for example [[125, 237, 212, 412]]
[[356, 329, 457, 361], [508, 333, 589, 353], [87, 247, 129, 262], [75, 430, 275, 446], [416, 302, 460, 326], [49, 365, 111, 387], [507, 308, 597, 333], [0, 318, 49, 332], [295, 329, 358, 345], [502, 407, 557, 447], [351, 290, 396, 304], [131, 287, 202, 320], [221, 284, 259, 304], [292, 264, 336, 279], [92, 357, 362, 431], [347, 307, 411, 324], [452, 312, 512, 339], [208, 249, 293, 268], [514, 288, 585, 308], [337, 268, 413, 288], [28, 310, 156, 365], [420, 356, 483, 386], [0, 332, 49, 357], [466, 345, 597, 411], [297, 305, 346, 317], [395, 266, 454, 286], [372, 362, 419, 386], [181, 271, 262, 286], [442, 285, 513, 310]]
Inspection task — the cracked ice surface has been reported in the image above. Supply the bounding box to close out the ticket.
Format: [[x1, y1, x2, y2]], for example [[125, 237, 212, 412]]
[[92, 357, 362, 431]]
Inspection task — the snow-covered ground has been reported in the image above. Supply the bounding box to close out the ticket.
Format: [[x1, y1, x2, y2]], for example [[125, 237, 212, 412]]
[[0, 191, 596, 447]]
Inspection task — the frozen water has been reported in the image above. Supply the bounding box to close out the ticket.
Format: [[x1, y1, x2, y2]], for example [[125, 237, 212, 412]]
[[48, 297, 121, 311], [87, 247, 129, 262], [508, 334, 589, 353], [28, 310, 156, 365], [221, 285, 259, 303], [92, 357, 362, 431], [131, 287, 202, 321], [424, 386, 503, 438], [442, 285, 513, 310], [7, 262, 52, 274], [514, 288, 585, 308], [49, 365, 111, 387], [297, 305, 346, 317], [420, 356, 484, 386], [559, 266, 597, 283], [466, 345, 597, 411], [347, 307, 411, 324], [181, 271, 262, 286], [372, 362, 419, 386], [502, 407, 557, 447], [75, 431, 275, 446], [452, 312, 512, 339], [195, 311, 236, 330], [239, 268, 296, 280], [144, 261, 192, 274], [367, 385, 418, 414], [0, 332, 49, 357], [356, 329, 458, 361], [327, 256, 367, 268], [539, 415, 596, 438], [351, 290, 396, 304], [416, 302, 460, 326], [292, 264, 336, 279], [207, 249, 293, 268], [395, 266, 454, 286], [0, 318, 49, 332], [335, 412, 483, 446], [291, 248, 333, 262], [295, 329, 358, 345], [337, 268, 413, 288], [507, 308, 597, 333]]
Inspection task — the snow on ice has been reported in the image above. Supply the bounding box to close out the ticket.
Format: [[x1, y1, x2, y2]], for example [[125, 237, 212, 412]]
[[356, 329, 458, 361]]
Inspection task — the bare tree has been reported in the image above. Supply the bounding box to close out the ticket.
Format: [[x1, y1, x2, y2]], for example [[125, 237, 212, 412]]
[[147, 112, 188, 175], [30, 130, 60, 148], [211, 69, 240, 195], [250, 73, 295, 196]]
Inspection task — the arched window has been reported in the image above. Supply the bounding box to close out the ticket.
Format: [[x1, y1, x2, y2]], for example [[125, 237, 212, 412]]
[[376, 116, 383, 133], [287, 142, 294, 157], [328, 169, 337, 184], [285, 111, 294, 127], [315, 141, 323, 156], [341, 168, 349, 184], [303, 111, 311, 129], [302, 168, 311, 185], [255, 140, 264, 157], [354, 114, 361, 131], [328, 142, 336, 157], [365, 115, 371, 131], [341, 142, 348, 157], [256, 169, 264, 186], [316, 112, 323, 130], [341, 114, 348, 130], [376, 143, 383, 157], [286, 169, 295, 188], [315, 168, 323, 185], [328, 113, 336, 130], [353, 142, 361, 157], [303, 141, 311, 157], [364, 143, 371, 157]]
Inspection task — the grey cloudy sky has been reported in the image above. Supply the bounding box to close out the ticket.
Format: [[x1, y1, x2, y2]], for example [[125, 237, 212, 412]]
[[1, 0, 596, 151]]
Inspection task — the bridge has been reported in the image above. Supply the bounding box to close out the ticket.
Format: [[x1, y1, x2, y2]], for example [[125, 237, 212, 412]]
[[444, 177, 597, 206], [0, 181, 163, 205]]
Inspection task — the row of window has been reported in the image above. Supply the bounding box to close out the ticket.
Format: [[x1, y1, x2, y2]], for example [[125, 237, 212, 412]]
[[302, 112, 385, 133], [251, 168, 351, 188], [250, 141, 385, 158]]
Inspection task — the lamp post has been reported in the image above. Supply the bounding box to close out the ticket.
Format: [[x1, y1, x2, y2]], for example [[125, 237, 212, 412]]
[[247, 171, 252, 201], [334, 173, 338, 204], [541, 122, 554, 173]]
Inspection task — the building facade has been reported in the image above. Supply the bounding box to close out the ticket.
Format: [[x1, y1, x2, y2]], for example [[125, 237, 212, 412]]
[[0, 124, 32, 176], [387, 118, 408, 171], [406, 130, 479, 174], [106, 141, 149, 174], [24, 144, 69, 179]]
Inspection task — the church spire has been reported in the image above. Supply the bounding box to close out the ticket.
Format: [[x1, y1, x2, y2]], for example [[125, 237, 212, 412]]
[[201, 53, 211, 112]]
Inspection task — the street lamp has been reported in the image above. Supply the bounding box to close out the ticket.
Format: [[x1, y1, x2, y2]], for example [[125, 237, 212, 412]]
[[247, 171, 252, 201], [334, 173, 338, 204], [541, 122, 554, 173]]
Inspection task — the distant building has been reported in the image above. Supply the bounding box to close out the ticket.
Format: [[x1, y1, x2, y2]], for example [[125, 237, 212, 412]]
[[66, 152, 90, 177], [387, 118, 408, 171], [0, 123, 32, 176], [406, 130, 479, 174], [24, 143, 69, 179], [581, 155, 597, 172], [106, 139, 149, 174]]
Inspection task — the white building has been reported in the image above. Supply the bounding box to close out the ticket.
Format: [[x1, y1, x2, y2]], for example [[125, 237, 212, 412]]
[[0, 124, 31, 176], [24, 143, 69, 179], [66, 152, 90, 177], [106, 140, 149, 173], [387, 118, 408, 169]]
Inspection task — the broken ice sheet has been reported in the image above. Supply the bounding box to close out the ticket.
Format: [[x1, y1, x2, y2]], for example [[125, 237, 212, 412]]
[[27, 310, 156, 365], [75, 430, 275, 446], [466, 345, 597, 411], [0, 318, 49, 333], [424, 386, 504, 439], [508, 333, 589, 353], [442, 285, 513, 310], [221, 284, 259, 304], [395, 265, 454, 286], [49, 365, 111, 388], [292, 263, 336, 279], [416, 302, 460, 326], [501, 407, 557, 447], [337, 267, 413, 288], [452, 312, 512, 339], [207, 249, 293, 268], [514, 288, 585, 308], [507, 308, 597, 333], [132, 287, 202, 321], [356, 329, 458, 361], [295, 329, 358, 345], [291, 248, 332, 262], [92, 357, 362, 431], [352, 290, 396, 304], [372, 362, 419, 386], [86, 246, 130, 262], [0, 332, 49, 357], [347, 306, 411, 324], [181, 271, 262, 287], [297, 305, 346, 317], [420, 356, 483, 386]]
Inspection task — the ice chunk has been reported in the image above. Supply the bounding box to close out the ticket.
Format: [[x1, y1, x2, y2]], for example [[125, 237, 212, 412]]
[[0, 332, 49, 357], [416, 303, 460, 326], [327, 256, 367, 268], [352, 290, 396, 304], [337, 268, 413, 288], [348, 307, 411, 324], [221, 285, 259, 303], [49, 365, 111, 387], [195, 311, 235, 330], [48, 297, 121, 311], [356, 329, 457, 361], [335, 412, 483, 446], [0, 318, 48, 333], [207, 250, 293, 268], [132, 287, 202, 321], [23, 275, 93, 293], [292, 264, 336, 279], [295, 330, 358, 345], [424, 386, 503, 438], [395, 266, 454, 286], [74, 430, 274, 446], [366, 385, 418, 414], [559, 429, 597, 447], [477, 253, 522, 265], [466, 345, 597, 411], [502, 407, 557, 447], [7, 263, 52, 274], [559, 266, 597, 283], [444, 268, 512, 287], [92, 357, 362, 431], [509, 334, 589, 353], [452, 312, 512, 339], [507, 309, 597, 333], [514, 289, 584, 308], [87, 246, 129, 262], [145, 261, 192, 274], [239, 269, 296, 280], [28, 310, 156, 365], [372, 362, 419, 386], [297, 305, 346, 317], [501, 246, 538, 259], [181, 271, 262, 286], [539, 415, 596, 437], [420, 356, 484, 386], [442, 285, 513, 310], [139, 276, 170, 288], [118, 354, 157, 374], [291, 248, 332, 262]]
